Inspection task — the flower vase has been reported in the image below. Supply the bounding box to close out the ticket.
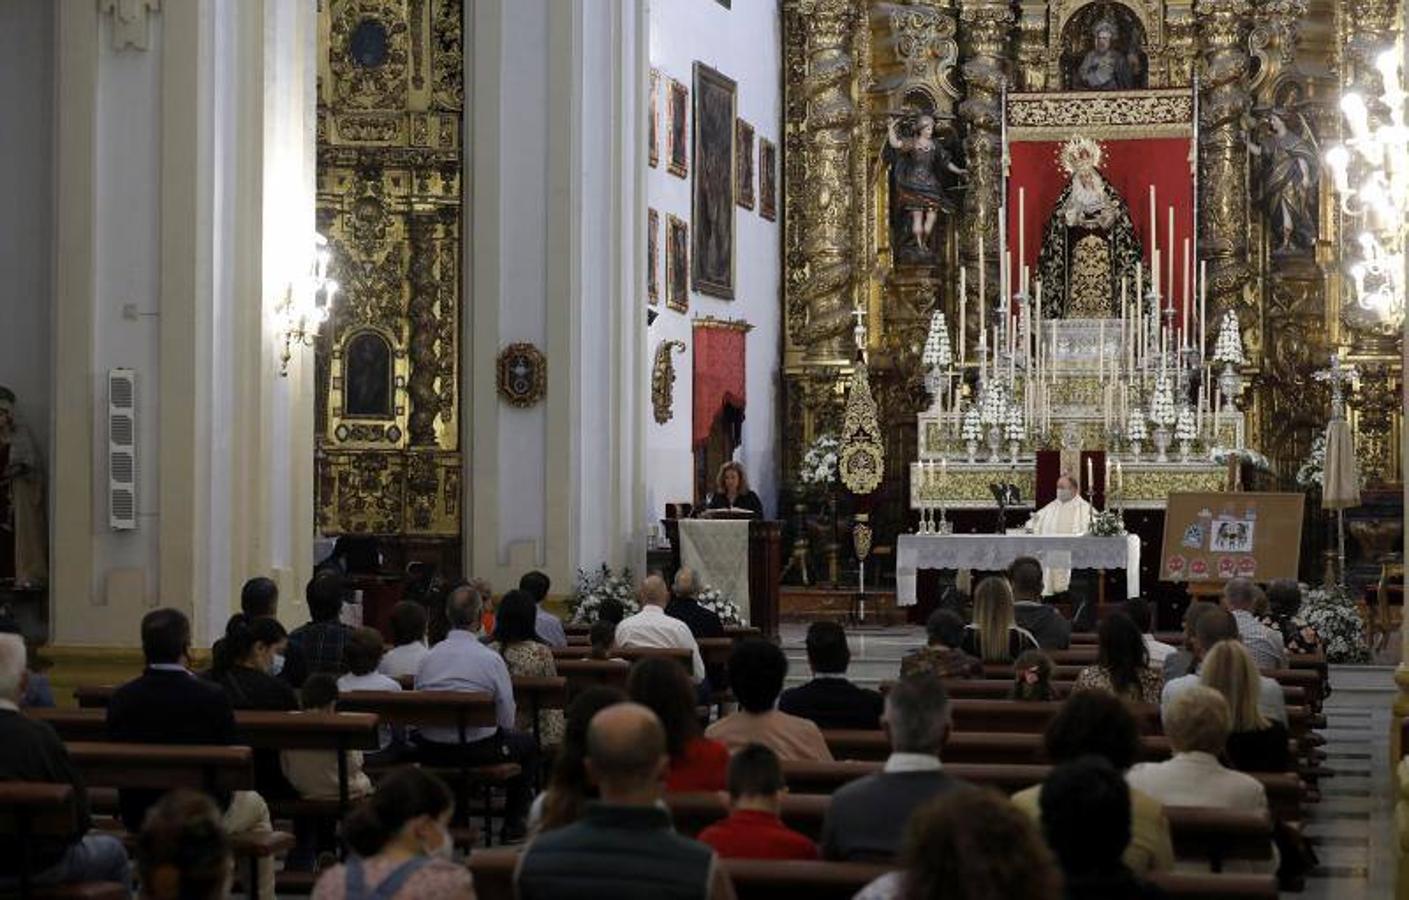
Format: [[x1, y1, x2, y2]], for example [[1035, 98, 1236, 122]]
[[986, 427, 1003, 463], [1153, 427, 1172, 463], [1219, 365, 1241, 412], [965, 440, 978, 463], [1179, 439, 1191, 462]]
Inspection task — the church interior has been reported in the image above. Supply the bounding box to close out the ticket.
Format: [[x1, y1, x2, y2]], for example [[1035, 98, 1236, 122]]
[[1, 0, 1408, 897]]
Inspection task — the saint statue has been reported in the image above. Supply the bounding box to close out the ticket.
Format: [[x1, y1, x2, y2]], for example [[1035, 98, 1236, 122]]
[[1077, 19, 1139, 92], [1036, 137, 1146, 318], [0, 387, 46, 587], [1025, 474, 1093, 595], [1251, 112, 1318, 254], [884, 112, 965, 261]]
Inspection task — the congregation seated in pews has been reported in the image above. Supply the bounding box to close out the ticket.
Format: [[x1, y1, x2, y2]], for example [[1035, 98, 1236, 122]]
[[0, 557, 1325, 899]]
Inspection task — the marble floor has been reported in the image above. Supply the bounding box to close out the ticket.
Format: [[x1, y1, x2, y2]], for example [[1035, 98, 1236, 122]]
[[777, 624, 1400, 900]]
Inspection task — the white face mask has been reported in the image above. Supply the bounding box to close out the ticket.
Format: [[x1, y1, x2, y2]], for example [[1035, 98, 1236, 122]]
[[269, 654, 285, 677], [424, 823, 454, 861], [1056, 488, 1075, 503]]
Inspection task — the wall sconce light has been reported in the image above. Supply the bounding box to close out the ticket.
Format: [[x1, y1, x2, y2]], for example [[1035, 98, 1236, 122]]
[[276, 233, 339, 376]]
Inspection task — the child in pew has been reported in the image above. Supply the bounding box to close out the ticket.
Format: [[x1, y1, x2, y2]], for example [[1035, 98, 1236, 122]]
[[1009, 649, 1057, 701], [378, 602, 430, 680], [338, 627, 405, 762], [282, 675, 374, 803], [697, 743, 819, 861]]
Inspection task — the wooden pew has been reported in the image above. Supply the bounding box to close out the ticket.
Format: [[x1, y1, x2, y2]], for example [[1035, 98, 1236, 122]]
[[822, 729, 1175, 765], [555, 658, 630, 695], [1147, 873, 1279, 898], [0, 782, 128, 900], [932, 677, 1308, 708], [776, 760, 1304, 821], [510, 676, 568, 750], [551, 646, 694, 669]]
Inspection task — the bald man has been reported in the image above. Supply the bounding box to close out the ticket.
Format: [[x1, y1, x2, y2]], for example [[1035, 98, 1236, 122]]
[[613, 575, 706, 683], [1026, 473, 1094, 594], [517, 703, 736, 900]]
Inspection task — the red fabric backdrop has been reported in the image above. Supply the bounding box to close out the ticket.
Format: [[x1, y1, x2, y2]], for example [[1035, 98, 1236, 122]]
[[1006, 137, 1195, 335], [693, 325, 747, 447]]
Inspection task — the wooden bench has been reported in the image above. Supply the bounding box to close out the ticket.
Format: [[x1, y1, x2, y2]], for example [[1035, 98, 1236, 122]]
[[551, 646, 694, 668], [466, 848, 1278, 900], [510, 676, 568, 750], [822, 729, 1174, 765], [932, 677, 1310, 709], [0, 782, 128, 900], [555, 658, 630, 695]]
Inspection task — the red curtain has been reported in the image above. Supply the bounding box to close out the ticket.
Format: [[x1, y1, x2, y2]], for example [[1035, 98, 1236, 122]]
[[693, 325, 747, 447], [1006, 137, 1195, 334]]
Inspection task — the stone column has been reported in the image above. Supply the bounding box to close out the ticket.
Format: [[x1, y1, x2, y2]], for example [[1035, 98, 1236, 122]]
[[957, 0, 1013, 336], [788, 0, 858, 363], [1196, 0, 1253, 337]]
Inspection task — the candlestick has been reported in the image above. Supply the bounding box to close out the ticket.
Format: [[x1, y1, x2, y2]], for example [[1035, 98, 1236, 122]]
[[1148, 185, 1157, 255], [1087, 456, 1094, 496], [958, 266, 967, 365], [1167, 206, 1175, 309], [1152, 248, 1161, 302], [1098, 320, 1106, 383], [1104, 457, 1111, 499], [1116, 460, 1124, 493], [1181, 237, 1191, 349], [1018, 187, 1026, 275], [1199, 259, 1207, 362]]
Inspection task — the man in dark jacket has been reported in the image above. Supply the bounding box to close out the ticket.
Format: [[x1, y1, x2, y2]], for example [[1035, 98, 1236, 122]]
[[665, 567, 726, 688], [0, 635, 129, 890], [778, 621, 884, 730], [820, 675, 970, 861], [285, 572, 354, 680], [516, 702, 733, 900], [1009, 556, 1072, 649]]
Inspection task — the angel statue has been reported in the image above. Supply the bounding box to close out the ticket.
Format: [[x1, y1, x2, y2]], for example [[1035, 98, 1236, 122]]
[[884, 112, 966, 261], [1250, 111, 1318, 254], [0, 387, 46, 587], [1077, 18, 1140, 91]]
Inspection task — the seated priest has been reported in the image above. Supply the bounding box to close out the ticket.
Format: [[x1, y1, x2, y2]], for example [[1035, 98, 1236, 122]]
[[1026, 474, 1093, 596]]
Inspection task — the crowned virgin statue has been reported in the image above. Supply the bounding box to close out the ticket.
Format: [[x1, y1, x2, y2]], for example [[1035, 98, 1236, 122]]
[[1036, 137, 1146, 319]]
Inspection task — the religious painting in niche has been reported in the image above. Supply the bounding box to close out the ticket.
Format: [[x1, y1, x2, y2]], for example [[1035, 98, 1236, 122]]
[[649, 68, 660, 168], [1061, 4, 1147, 92], [883, 103, 965, 263], [1251, 104, 1318, 255], [344, 330, 394, 418], [348, 17, 390, 68], [666, 214, 689, 313], [759, 138, 777, 221], [667, 78, 689, 178], [692, 62, 737, 298], [736, 119, 755, 210], [648, 208, 660, 304]]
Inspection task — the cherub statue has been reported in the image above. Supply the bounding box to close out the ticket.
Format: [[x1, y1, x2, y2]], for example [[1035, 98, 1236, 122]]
[[1078, 18, 1139, 91], [1250, 110, 1319, 254], [884, 112, 966, 259]]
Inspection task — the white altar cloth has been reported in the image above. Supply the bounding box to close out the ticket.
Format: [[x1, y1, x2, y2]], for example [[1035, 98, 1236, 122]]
[[896, 533, 1142, 605], [678, 519, 752, 624]]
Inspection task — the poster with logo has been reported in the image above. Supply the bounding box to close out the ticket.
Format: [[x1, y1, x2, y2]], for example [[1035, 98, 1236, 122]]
[[1159, 493, 1304, 585]]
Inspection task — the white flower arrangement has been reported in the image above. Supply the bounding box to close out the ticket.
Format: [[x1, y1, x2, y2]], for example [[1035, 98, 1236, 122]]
[[1088, 509, 1126, 536], [1004, 401, 1025, 442], [1174, 406, 1197, 442], [978, 381, 1008, 426], [799, 434, 841, 487], [1212, 310, 1246, 366], [1208, 446, 1272, 471], [566, 564, 641, 625], [695, 584, 745, 626], [921, 309, 953, 369], [1149, 373, 1178, 427], [961, 404, 983, 442], [1296, 433, 1326, 489], [1302, 585, 1371, 663], [1127, 406, 1148, 443]]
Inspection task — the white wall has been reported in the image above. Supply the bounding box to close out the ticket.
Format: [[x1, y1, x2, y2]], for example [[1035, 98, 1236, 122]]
[[0, 0, 54, 466], [645, 0, 781, 521]]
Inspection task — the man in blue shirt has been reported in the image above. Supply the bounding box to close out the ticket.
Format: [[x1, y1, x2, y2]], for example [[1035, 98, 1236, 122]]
[[415, 583, 540, 841]]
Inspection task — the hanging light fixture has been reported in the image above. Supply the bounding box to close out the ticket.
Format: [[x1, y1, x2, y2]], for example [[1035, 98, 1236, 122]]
[[1326, 44, 1409, 327], [276, 232, 340, 376]]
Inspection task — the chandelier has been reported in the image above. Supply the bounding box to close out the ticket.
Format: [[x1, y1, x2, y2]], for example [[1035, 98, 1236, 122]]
[[1325, 46, 1409, 327], [276, 232, 340, 376]]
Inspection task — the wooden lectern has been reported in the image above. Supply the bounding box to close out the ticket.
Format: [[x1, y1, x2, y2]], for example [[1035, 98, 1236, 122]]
[[662, 519, 782, 637]]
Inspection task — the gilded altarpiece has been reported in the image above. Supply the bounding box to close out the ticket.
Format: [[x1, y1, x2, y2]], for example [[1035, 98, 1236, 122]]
[[316, 0, 464, 564], [782, 0, 1399, 583]]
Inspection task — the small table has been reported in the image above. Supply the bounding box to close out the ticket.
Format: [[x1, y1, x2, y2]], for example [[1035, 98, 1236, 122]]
[[896, 533, 1142, 606]]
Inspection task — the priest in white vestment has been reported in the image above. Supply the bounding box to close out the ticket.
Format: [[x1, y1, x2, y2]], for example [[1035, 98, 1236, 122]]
[[1025, 474, 1093, 595]]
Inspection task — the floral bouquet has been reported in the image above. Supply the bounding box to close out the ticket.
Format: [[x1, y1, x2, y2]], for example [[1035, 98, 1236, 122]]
[[799, 434, 841, 488], [566, 564, 641, 625], [1208, 446, 1272, 471], [1088, 508, 1126, 536], [696, 584, 745, 626], [1296, 433, 1326, 489], [1301, 584, 1371, 663]]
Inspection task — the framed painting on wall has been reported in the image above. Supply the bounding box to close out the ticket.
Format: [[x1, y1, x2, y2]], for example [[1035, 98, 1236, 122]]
[[667, 77, 689, 178], [666, 214, 689, 312], [648, 68, 660, 168], [692, 62, 737, 299], [759, 138, 777, 221], [735, 119, 755, 210], [648, 208, 660, 304]]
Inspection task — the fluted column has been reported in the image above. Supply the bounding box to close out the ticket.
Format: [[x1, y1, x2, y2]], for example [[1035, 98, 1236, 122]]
[[957, 0, 1013, 342], [789, 0, 857, 362], [1196, 0, 1253, 343]]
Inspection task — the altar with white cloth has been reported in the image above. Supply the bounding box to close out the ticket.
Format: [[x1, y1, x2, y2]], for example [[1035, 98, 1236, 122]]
[[896, 533, 1142, 606], [677, 519, 752, 624]]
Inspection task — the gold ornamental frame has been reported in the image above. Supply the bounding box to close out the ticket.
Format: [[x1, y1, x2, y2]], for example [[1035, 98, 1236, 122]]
[[496, 343, 547, 408]]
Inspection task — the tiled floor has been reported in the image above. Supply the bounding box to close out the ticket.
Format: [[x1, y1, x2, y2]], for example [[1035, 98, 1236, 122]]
[[778, 624, 1401, 899]]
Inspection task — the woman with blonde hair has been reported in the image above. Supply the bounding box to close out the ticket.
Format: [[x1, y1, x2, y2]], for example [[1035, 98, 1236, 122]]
[[1199, 640, 1291, 772], [960, 577, 1039, 663], [702, 460, 764, 518]]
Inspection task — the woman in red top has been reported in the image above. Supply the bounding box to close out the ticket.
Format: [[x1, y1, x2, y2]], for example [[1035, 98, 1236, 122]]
[[627, 656, 729, 791]]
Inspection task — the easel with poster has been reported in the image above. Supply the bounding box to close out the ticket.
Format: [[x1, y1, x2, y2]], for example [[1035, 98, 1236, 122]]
[[1158, 492, 1305, 597]]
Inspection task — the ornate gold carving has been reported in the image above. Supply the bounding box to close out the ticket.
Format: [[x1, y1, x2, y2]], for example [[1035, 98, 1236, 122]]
[[335, 114, 405, 145], [652, 341, 686, 425], [1068, 236, 1114, 316], [496, 344, 547, 409], [328, 0, 411, 111], [840, 362, 886, 495], [910, 463, 1037, 508], [1006, 89, 1195, 138], [958, 1, 1014, 322]]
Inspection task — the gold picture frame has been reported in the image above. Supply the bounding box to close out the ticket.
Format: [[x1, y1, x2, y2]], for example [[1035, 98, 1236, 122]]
[[666, 213, 689, 313], [648, 207, 660, 304], [736, 119, 755, 210], [667, 77, 689, 178], [649, 68, 660, 168], [692, 62, 737, 299], [759, 137, 777, 221]]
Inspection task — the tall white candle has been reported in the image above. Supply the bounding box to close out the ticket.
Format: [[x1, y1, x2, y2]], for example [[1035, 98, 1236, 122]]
[[1018, 187, 1026, 274], [1152, 249, 1161, 303], [959, 266, 967, 364], [1199, 259, 1208, 362], [1149, 185, 1157, 254], [1098, 320, 1105, 382], [1182, 237, 1191, 348], [978, 237, 986, 337], [1167, 206, 1175, 310]]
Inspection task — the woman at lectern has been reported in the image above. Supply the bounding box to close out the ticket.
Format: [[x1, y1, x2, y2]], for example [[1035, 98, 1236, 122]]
[[702, 461, 764, 519]]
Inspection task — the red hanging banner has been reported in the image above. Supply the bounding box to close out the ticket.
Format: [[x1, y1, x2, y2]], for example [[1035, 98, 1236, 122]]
[[692, 322, 747, 447]]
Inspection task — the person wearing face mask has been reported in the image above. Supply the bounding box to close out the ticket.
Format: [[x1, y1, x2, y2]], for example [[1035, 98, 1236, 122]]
[[313, 766, 474, 900], [1025, 474, 1094, 596], [206, 613, 299, 803]]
